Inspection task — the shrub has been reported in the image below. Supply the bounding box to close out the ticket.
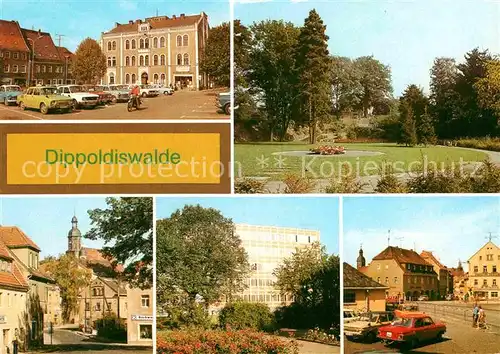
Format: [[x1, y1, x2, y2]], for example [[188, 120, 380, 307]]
[[375, 165, 408, 193], [453, 137, 500, 152], [234, 178, 266, 194], [95, 314, 127, 342], [281, 174, 317, 194], [157, 329, 299, 354], [324, 166, 366, 193], [219, 302, 274, 332], [466, 160, 500, 193], [157, 302, 211, 330]]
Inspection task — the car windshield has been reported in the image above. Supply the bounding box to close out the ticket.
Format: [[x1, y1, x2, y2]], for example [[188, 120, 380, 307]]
[[40, 87, 58, 95], [69, 86, 84, 92], [111, 85, 128, 90], [6, 86, 21, 92], [392, 317, 413, 327]]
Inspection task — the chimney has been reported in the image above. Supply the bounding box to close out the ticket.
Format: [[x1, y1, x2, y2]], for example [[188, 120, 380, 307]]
[[38, 29, 41, 36], [115, 22, 119, 28], [129, 20, 133, 24], [180, 13, 185, 18], [172, 15, 176, 19]]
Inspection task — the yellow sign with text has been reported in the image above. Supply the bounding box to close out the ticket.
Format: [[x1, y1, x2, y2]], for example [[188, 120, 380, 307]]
[[7, 133, 221, 184]]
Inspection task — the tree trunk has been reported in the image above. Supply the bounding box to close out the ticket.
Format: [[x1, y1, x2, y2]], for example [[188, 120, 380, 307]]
[[270, 125, 274, 142], [309, 94, 316, 144]]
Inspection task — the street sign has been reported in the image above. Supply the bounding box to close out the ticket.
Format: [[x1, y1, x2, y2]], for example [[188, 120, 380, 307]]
[[131, 314, 153, 321]]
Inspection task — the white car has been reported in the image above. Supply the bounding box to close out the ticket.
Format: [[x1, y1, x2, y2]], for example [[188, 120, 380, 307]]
[[151, 84, 174, 95], [57, 85, 99, 108], [138, 84, 160, 97]]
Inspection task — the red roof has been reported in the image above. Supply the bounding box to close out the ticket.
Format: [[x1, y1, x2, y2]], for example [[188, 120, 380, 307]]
[[22, 29, 61, 61], [0, 20, 29, 52], [105, 13, 203, 34], [0, 239, 28, 291], [81, 247, 124, 272], [373, 246, 430, 266], [420, 251, 447, 270], [0, 226, 41, 251], [56, 46, 74, 60]]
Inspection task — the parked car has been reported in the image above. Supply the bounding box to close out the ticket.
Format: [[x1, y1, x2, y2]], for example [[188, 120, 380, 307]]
[[82, 85, 114, 105], [138, 84, 160, 97], [344, 309, 360, 324], [57, 85, 99, 109], [105, 85, 130, 103], [344, 311, 395, 342], [377, 311, 446, 349], [218, 92, 231, 115], [151, 84, 174, 95], [17, 86, 73, 114], [0, 85, 23, 105], [417, 295, 429, 301]]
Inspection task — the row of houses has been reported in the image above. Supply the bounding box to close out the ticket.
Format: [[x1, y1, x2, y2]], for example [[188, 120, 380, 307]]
[[0, 20, 75, 86], [0, 215, 152, 353], [344, 239, 500, 313]]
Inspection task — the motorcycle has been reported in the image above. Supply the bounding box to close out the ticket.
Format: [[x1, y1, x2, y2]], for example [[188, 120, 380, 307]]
[[127, 95, 141, 112]]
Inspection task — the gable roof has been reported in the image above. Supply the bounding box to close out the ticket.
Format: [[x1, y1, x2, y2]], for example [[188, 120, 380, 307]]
[[373, 246, 430, 266], [105, 13, 204, 34], [0, 20, 29, 52], [468, 241, 499, 262], [0, 226, 41, 251], [344, 262, 388, 290], [22, 29, 61, 61], [80, 247, 124, 273], [56, 46, 74, 60], [0, 239, 29, 291], [420, 251, 447, 270]]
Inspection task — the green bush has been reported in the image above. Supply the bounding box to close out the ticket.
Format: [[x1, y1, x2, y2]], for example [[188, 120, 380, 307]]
[[454, 137, 500, 152], [375, 165, 409, 193], [157, 302, 211, 330], [234, 178, 267, 194], [219, 301, 275, 332], [95, 314, 127, 342]]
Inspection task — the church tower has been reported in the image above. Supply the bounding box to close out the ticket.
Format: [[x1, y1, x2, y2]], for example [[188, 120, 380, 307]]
[[67, 215, 82, 257], [357, 246, 366, 269]]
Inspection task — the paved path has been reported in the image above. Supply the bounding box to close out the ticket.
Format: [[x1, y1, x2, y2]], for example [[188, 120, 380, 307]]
[[259, 146, 500, 193], [0, 89, 228, 120], [295, 339, 340, 353]]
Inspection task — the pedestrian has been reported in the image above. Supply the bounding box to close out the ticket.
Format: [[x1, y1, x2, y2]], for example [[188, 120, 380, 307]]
[[12, 328, 19, 354], [472, 304, 479, 327], [478, 306, 486, 329]]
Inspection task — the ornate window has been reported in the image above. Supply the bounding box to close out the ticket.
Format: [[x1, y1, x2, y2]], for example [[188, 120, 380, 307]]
[[112, 41, 116, 50], [139, 55, 144, 66], [131, 56, 136, 66], [125, 40, 130, 49], [176, 35, 182, 47], [125, 56, 130, 66], [131, 39, 136, 49], [153, 55, 158, 66], [107, 42, 111, 51], [107, 57, 112, 67], [132, 73, 136, 84], [145, 55, 149, 66], [183, 34, 188, 47], [160, 54, 165, 65], [176, 54, 182, 65], [125, 73, 130, 84], [139, 38, 144, 49], [153, 37, 158, 48], [183, 53, 189, 65], [160, 37, 165, 48]]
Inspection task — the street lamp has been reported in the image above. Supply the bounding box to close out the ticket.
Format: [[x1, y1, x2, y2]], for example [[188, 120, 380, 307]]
[[27, 35, 43, 86], [65, 55, 69, 84]]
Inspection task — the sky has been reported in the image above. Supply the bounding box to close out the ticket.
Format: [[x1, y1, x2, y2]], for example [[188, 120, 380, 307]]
[[156, 196, 340, 254], [1, 0, 229, 52], [0, 197, 108, 259], [236, 0, 500, 96], [343, 196, 500, 271]]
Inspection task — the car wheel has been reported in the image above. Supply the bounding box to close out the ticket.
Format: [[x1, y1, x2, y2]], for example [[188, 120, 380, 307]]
[[367, 331, 377, 343], [4, 98, 8, 106], [224, 103, 231, 115], [437, 331, 444, 340], [142, 92, 147, 98], [111, 96, 117, 104], [72, 99, 78, 109], [19, 102, 25, 110], [40, 103, 48, 115], [409, 338, 419, 349]]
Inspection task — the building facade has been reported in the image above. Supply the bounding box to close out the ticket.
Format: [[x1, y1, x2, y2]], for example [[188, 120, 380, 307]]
[[359, 246, 439, 301], [468, 240, 500, 300], [0, 20, 30, 85], [344, 262, 387, 312], [420, 250, 453, 298], [126, 287, 153, 346], [450, 261, 468, 299], [100, 13, 209, 89], [213, 224, 321, 311]]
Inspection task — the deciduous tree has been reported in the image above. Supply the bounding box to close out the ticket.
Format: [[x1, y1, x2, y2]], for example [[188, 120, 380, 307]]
[[156, 205, 249, 313], [42, 254, 92, 322], [85, 197, 153, 288], [200, 22, 230, 87], [72, 38, 106, 85]]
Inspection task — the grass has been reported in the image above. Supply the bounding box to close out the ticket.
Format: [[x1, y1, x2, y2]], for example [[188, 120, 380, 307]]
[[234, 142, 488, 179]]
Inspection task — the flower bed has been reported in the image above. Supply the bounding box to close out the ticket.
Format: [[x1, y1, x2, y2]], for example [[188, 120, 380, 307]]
[[309, 145, 346, 155], [157, 329, 299, 354], [302, 327, 340, 346]]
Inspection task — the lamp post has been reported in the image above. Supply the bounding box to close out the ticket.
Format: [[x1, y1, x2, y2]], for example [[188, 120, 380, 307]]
[[27, 35, 43, 86], [65, 55, 69, 84]]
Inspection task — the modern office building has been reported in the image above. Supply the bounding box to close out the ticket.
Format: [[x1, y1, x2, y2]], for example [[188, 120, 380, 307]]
[[218, 224, 321, 311]]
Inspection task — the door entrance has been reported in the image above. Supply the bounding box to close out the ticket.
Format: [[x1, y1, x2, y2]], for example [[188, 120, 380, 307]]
[[141, 72, 148, 85]]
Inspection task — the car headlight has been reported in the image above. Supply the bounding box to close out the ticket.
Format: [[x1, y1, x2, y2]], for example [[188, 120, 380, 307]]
[[50, 101, 56, 107]]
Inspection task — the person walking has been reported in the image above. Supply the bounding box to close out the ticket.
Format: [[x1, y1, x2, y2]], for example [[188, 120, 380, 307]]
[[472, 304, 479, 327], [478, 306, 486, 329], [12, 328, 20, 354]]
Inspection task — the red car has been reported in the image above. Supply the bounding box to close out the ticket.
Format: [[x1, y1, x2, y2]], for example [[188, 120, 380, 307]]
[[377, 310, 446, 349], [82, 85, 114, 105]]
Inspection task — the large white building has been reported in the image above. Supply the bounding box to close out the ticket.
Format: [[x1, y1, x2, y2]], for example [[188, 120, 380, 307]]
[[100, 12, 209, 89]]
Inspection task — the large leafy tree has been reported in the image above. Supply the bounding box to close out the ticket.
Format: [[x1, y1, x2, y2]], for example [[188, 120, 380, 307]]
[[474, 59, 500, 130], [398, 103, 418, 147], [85, 197, 153, 288], [156, 205, 249, 312], [42, 254, 92, 322], [429, 57, 460, 138], [398, 84, 435, 144], [72, 38, 106, 84], [354, 56, 393, 118], [295, 9, 332, 144], [274, 243, 340, 330], [330, 56, 362, 117], [200, 22, 230, 87], [249, 20, 300, 141]]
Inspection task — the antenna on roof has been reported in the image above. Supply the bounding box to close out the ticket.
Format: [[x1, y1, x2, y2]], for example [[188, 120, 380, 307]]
[[156, 8, 159, 16], [486, 232, 498, 243], [55, 33, 65, 47], [395, 235, 403, 248], [387, 229, 391, 246]]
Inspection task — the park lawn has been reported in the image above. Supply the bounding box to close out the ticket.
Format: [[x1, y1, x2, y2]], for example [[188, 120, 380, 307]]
[[234, 142, 488, 178]]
